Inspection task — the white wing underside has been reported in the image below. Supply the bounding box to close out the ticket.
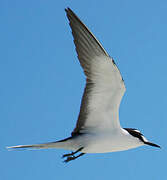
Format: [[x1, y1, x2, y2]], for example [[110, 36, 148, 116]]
[[79, 55, 125, 133], [66, 8, 126, 134]]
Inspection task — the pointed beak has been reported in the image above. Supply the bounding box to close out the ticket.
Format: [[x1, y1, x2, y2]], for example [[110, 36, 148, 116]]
[[144, 141, 161, 148]]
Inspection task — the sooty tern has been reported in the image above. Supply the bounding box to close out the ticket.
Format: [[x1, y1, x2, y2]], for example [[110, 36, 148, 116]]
[[7, 8, 160, 163]]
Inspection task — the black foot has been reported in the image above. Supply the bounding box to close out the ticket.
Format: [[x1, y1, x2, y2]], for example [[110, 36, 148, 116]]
[[62, 152, 75, 158], [62, 147, 85, 163], [63, 153, 85, 163], [64, 156, 76, 163]]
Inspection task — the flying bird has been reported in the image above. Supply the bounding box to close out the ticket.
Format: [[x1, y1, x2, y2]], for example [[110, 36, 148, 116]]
[[7, 8, 160, 162]]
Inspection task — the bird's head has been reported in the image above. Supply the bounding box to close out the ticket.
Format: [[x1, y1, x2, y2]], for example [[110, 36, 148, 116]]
[[124, 128, 160, 148]]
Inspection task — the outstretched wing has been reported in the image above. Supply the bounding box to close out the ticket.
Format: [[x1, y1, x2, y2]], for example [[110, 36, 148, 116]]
[[65, 8, 126, 135]]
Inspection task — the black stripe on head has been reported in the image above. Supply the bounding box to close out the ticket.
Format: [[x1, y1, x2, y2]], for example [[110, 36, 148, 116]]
[[124, 128, 145, 143]]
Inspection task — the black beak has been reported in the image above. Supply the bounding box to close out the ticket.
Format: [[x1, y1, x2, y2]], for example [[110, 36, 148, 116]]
[[144, 141, 161, 148]]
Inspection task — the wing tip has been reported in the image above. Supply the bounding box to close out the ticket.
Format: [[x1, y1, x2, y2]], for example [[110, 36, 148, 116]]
[[65, 7, 73, 15]]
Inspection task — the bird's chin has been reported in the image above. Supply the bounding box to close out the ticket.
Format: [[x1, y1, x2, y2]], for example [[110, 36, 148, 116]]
[[144, 141, 161, 148]]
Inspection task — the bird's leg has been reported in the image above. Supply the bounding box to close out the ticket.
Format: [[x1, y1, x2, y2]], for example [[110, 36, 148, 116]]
[[62, 147, 85, 163], [64, 153, 85, 163], [62, 147, 84, 158]]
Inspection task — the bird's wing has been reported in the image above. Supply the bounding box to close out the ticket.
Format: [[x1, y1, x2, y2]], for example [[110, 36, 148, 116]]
[[65, 8, 126, 135]]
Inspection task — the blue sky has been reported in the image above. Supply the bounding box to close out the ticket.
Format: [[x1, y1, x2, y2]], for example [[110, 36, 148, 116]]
[[1, 0, 167, 179]]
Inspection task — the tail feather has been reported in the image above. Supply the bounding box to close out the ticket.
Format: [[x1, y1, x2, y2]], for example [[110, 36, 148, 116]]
[[7, 137, 76, 151], [7, 142, 58, 150]]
